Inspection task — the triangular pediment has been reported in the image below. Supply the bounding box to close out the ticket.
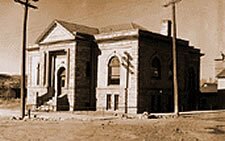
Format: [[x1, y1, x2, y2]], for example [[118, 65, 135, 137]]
[[36, 21, 75, 44]]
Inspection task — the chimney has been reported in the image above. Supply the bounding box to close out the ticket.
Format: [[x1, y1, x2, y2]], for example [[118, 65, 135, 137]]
[[160, 20, 172, 36]]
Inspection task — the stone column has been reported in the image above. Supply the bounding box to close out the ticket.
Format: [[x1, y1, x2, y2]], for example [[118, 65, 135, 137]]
[[46, 51, 49, 87], [42, 52, 47, 87], [67, 48, 70, 88]]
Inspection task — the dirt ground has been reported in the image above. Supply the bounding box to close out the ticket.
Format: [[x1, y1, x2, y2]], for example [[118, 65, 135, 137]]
[[0, 100, 225, 141]]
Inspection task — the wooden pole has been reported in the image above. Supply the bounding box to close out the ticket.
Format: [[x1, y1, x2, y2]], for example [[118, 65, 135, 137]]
[[122, 52, 133, 114], [14, 0, 38, 119], [20, 0, 28, 119], [125, 54, 130, 114], [172, 3, 179, 116], [164, 0, 182, 116]]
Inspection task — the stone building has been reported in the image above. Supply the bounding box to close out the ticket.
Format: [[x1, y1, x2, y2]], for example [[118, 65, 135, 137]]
[[27, 20, 98, 111], [27, 20, 202, 113]]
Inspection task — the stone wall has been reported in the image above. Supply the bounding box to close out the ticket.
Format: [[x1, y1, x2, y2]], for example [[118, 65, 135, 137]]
[[27, 42, 77, 111], [74, 39, 97, 110], [27, 21, 202, 114], [96, 37, 139, 114], [138, 31, 201, 113]]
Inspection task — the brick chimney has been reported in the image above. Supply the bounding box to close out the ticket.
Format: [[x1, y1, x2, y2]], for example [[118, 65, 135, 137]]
[[160, 20, 172, 36]]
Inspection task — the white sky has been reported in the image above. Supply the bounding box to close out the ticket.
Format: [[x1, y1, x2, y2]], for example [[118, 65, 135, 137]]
[[0, 0, 224, 82]]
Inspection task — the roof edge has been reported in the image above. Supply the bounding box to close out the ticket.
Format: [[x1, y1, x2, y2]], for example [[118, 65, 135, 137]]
[[35, 20, 58, 44]]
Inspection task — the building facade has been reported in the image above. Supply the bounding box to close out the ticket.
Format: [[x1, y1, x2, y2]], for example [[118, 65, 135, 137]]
[[27, 20, 98, 111], [27, 20, 202, 113]]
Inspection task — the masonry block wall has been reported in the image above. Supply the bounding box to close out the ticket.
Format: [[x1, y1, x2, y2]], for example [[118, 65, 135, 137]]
[[138, 31, 173, 113], [27, 42, 77, 111], [27, 20, 99, 111], [96, 29, 139, 114], [27, 49, 41, 109], [96, 40, 139, 113], [74, 37, 97, 110], [138, 30, 201, 113], [27, 20, 202, 114]]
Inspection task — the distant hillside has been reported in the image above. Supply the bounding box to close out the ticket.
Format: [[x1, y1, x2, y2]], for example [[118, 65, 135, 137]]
[[0, 74, 21, 99], [0, 74, 20, 89]]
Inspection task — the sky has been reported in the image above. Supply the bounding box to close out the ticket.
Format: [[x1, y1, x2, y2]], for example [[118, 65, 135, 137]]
[[0, 0, 224, 83]]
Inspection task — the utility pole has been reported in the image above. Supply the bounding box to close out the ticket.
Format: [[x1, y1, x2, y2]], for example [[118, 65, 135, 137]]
[[164, 0, 182, 116], [122, 52, 134, 114], [14, 0, 38, 119]]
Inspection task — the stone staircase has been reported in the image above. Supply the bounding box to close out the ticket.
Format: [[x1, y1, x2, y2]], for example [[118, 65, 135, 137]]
[[36, 89, 70, 111], [37, 87, 56, 111], [57, 93, 70, 111]]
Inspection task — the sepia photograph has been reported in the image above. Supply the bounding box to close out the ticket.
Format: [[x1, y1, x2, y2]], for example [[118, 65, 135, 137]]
[[0, 0, 225, 140]]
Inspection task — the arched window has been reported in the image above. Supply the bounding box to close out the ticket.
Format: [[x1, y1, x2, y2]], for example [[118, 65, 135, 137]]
[[108, 56, 120, 85], [151, 57, 161, 79]]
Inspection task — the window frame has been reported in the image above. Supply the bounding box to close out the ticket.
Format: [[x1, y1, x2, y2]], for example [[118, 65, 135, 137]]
[[36, 63, 40, 86], [108, 56, 120, 85], [151, 57, 161, 79], [106, 94, 112, 110], [114, 94, 119, 111]]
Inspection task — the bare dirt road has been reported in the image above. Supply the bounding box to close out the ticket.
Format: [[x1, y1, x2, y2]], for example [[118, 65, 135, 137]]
[[0, 100, 225, 141], [0, 110, 225, 141]]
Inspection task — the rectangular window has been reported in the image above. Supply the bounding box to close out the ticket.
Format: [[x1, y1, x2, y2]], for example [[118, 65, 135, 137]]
[[36, 63, 40, 85], [110, 67, 120, 84], [36, 92, 39, 108], [114, 95, 119, 110], [106, 94, 111, 110]]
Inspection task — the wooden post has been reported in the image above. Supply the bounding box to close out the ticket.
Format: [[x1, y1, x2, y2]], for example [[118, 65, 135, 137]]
[[172, 2, 179, 116], [14, 0, 38, 119], [122, 52, 133, 114], [164, 0, 182, 116], [125, 55, 130, 114]]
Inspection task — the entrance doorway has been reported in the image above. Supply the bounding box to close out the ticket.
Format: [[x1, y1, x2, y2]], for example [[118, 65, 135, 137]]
[[57, 67, 66, 96], [56, 67, 69, 111]]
